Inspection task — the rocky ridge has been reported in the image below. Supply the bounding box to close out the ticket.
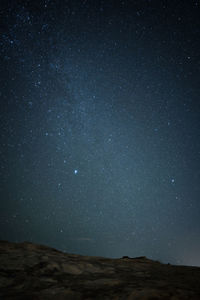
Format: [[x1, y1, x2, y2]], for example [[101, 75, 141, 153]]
[[0, 240, 200, 299]]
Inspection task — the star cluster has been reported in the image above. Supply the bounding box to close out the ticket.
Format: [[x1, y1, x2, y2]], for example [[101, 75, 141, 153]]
[[1, 0, 200, 266]]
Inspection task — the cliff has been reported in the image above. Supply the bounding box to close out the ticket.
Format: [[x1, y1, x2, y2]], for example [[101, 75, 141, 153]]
[[0, 240, 200, 299]]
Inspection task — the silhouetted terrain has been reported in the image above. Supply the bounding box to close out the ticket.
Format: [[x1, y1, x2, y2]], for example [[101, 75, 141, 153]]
[[0, 240, 200, 299]]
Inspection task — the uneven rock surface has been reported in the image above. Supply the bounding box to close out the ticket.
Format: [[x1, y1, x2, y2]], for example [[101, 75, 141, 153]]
[[0, 241, 200, 299]]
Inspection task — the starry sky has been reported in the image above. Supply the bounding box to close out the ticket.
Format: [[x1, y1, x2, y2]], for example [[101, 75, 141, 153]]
[[1, 0, 200, 266]]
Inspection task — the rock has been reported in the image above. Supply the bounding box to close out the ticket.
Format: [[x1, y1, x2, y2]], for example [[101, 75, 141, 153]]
[[0, 240, 200, 299]]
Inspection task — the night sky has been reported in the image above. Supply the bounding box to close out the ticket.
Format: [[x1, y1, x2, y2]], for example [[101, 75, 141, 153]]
[[1, 0, 200, 266]]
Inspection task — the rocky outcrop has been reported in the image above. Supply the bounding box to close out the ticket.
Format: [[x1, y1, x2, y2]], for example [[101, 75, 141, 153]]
[[0, 240, 200, 299]]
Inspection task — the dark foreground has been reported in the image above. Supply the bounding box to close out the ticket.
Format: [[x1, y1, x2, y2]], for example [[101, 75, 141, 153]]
[[0, 241, 200, 299]]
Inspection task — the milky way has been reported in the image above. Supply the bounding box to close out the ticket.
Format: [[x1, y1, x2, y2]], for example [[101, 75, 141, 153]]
[[1, 0, 200, 266]]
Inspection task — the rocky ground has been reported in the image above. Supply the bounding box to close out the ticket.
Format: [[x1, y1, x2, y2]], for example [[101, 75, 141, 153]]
[[0, 240, 200, 299]]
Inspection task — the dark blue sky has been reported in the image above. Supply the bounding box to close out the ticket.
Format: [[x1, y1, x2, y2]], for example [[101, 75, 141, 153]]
[[1, 0, 200, 266]]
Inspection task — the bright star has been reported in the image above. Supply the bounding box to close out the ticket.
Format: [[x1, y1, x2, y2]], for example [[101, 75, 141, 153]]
[[74, 169, 78, 174]]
